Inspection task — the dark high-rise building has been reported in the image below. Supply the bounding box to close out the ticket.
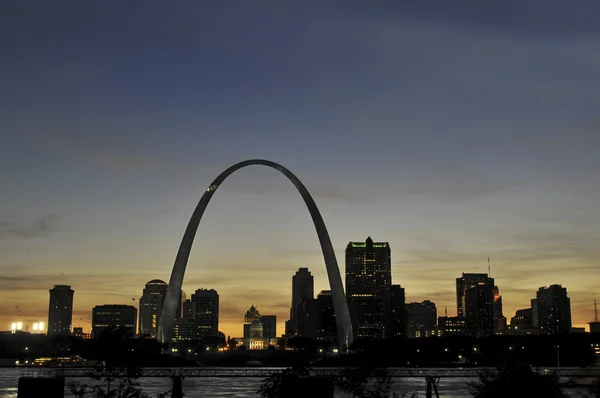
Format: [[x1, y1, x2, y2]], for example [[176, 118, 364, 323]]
[[510, 308, 536, 335], [406, 301, 437, 338], [317, 290, 337, 341], [138, 279, 168, 338], [533, 285, 571, 335], [190, 288, 219, 338], [286, 268, 314, 335], [456, 273, 494, 337], [48, 285, 74, 336], [92, 304, 137, 338], [261, 315, 277, 341], [297, 298, 319, 340], [346, 237, 391, 339], [390, 285, 406, 337], [492, 286, 507, 333]]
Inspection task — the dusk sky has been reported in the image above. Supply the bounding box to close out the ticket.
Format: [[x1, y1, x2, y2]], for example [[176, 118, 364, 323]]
[[1, 1, 599, 338]]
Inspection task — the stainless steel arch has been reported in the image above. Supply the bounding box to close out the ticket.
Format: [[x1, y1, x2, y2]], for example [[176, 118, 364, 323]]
[[158, 159, 353, 350]]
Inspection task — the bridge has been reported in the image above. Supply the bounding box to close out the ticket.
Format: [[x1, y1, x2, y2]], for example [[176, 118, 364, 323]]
[[22, 367, 600, 379]]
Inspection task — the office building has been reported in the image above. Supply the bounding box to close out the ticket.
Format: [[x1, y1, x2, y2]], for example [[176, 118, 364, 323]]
[[533, 285, 572, 335], [438, 316, 466, 336], [406, 301, 437, 338], [390, 285, 406, 337], [346, 237, 391, 339], [92, 304, 137, 338], [510, 308, 536, 335], [286, 268, 314, 335], [492, 286, 507, 333], [190, 288, 219, 338], [317, 290, 337, 341], [297, 298, 319, 340], [456, 273, 495, 337], [138, 279, 168, 338], [48, 285, 74, 336]]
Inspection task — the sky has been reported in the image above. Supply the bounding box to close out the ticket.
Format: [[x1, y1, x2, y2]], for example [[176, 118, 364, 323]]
[[1, 1, 599, 339]]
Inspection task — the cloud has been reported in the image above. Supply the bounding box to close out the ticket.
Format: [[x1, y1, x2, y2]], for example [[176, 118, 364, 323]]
[[0, 215, 58, 239]]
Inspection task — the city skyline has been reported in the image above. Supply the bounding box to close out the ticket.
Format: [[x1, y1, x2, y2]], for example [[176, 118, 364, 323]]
[[1, 2, 599, 339]]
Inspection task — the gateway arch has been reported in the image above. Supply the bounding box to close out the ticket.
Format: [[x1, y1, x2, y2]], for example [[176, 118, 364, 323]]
[[158, 159, 353, 350]]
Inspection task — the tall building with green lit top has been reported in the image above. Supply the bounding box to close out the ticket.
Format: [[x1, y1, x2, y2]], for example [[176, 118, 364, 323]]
[[345, 237, 391, 338]]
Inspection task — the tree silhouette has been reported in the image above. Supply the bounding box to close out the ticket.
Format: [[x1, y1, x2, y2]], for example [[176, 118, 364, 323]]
[[467, 360, 567, 398]]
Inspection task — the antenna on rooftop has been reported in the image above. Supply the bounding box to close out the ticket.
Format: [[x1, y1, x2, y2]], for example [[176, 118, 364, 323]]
[[595, 293, 598, 323], [488, 257, 491, 277], [445, 306, 448, 317]]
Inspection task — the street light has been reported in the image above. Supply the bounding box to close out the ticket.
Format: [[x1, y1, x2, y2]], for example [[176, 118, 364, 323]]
[[555, 345, 560, 368]]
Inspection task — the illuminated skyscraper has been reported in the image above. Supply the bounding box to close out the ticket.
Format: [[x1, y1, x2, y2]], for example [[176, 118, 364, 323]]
[[345, 237, 391, 339], [48, 285, 74, 336], [138, 279, 168, 338]]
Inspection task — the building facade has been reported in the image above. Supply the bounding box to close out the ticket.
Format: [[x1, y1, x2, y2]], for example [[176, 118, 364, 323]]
[[510, 308, 536, 335], [317, 290, 337, 341], [406, 301, 437, 338], [286, 268, 314, 336], [390, 285, 406, 337], [345, 237, 391, 339], [92, 304, 137, 338], [456, 273, 495, 337], [534, 285, 572, 335], [242, 306, 274, 349], [190, 288, 219, 338], [438, 316, 466, 336], [138, 279, 168, 338], [261, 315, 277, 341], [48, 285, 74, 336]]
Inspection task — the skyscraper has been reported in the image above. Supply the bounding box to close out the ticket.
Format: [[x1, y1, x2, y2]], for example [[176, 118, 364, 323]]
[[456, 273, 495, 337], [317, 290, 337, 341], [390, 285, 406, 337], [191, 288, 219, 338], [92, 304, 137, 338], [286, 267, 314, 335], [492, 285, 507, 333], [345, 237, 391, 339], [48, 285, 74, 336], [533, 285, 572, 334], [138, 279, 168, 338]]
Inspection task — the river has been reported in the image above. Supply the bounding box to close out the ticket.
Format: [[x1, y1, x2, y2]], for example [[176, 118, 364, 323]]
[[0, 368, 593, 397]]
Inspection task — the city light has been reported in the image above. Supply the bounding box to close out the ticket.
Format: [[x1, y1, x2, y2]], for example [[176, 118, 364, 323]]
[[10, 323, 16, 331], [17, 322, 23, 330], [11, 322, 23, 333]]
